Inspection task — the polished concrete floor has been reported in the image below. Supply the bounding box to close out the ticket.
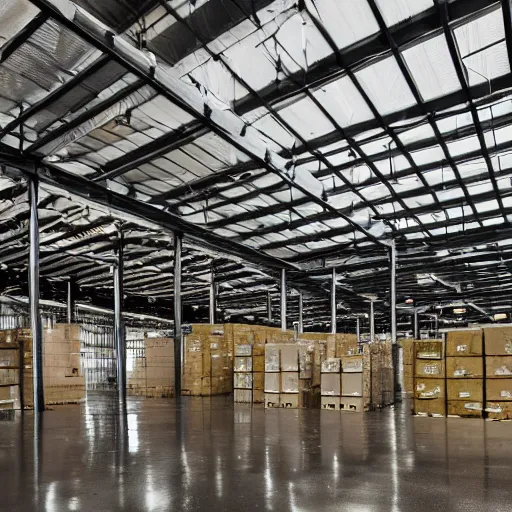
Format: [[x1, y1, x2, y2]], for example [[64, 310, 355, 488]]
[[1, 394, 511, 511]]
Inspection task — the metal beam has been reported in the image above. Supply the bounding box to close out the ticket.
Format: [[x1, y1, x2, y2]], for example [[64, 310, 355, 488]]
[[114, 225, 126, 402], [370, 301, 375, 342], [209, 263, 216, 325], [331, 268, 337, 335], [413, 310, 419, 340], [29, 177, 44, 413], [298, 291, 303, 335], [280, 269, 286, 332], [93, 122, 208, 182], [67, 279, 75, 324], [173, 232, 183, 398], [390, 242, 397, 344], [356, 317, 361, 343], [267, 290, 272, 323]]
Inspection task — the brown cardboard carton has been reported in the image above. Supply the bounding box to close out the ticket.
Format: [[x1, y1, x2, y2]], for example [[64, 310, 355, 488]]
[[253, 355, 264, 372], [486, 379, 512, 401], [414, 398, 445, 416], [281, 372, 299, 393], [234, 372, 252, 389], [415, 359, 444, 378], [447, 379, 483, 401], [253, 389, 264, 403], [341, 372, 363, 397], [446, 330, 482, 357], [252, 371, 264, 390], [415, 340, 443, 359], [400, 339, 414, 365], [415, 378, 445, 399], [446, 357, 483, 378], [447, 401, 483, 418], [234, 356, 252, 372], [280, 345, 299, 371], [483, 327, 512, 355], [485, 401, 512, 420], [341, 355, 363, 373], [264, 373, 280, 393], [321, 373, 341, 396], [485, 356, 512, 378]]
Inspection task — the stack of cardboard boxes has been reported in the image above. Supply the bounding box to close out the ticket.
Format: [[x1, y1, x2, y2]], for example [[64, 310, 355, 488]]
[[341, 355, 364, 412], [414, 340, 445, 416], [400, 339, 415, 398], [320, 358, 341, 410], [233, 344, 252, 403], [264, 344, 280, 408], [484, 327, 512, 420], [0, 329, 20, 410], [145, 337, 174, 398], [446, 330, 483, 418], [182, 324, 232, 396]]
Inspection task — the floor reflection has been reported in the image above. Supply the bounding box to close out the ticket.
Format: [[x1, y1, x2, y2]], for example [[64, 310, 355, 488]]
[[1, 396, 512, 511]]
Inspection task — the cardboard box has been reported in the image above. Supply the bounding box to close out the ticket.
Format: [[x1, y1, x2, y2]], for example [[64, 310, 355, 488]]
[[447, 379, 483, 401], [321, 373, 341, 396], [253, 355, 264, 372], [252, 371, 264, 390], [234, 356, 252, 372], [264, 393, 280, 408], [485, 401, 512, 420], [235, 344, 252, 356], [446, 330, 482, 357], [321, 358, 341, 373], [484, 327, 512, 355], [414, 398, 445, 416], [265, 345, 280, 372], [340, 396, 363, 412], [234, 389, 252, 403], [447, 401, 483, 418], [280, 393, 299, 408], [415, 378, 445, 399], [281, 345, 299, 371], [264, 372, 280, 393], [485, 356, 512, 378], [446, 356, 483, 378], [342, 355, 363, 373], [415, 359, 444, 378], [341, 372, 363, 397], [234, 372, 252, 389], [321, 396, 340, 410], [253, 389, 264, 403], [400, 339, 415, 365], [281, 372, 299, 393], [486, 379, 512, 401], [415, 341, 443, 359]]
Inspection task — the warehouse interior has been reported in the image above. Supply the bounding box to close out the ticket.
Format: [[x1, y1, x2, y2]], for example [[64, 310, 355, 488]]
[[2, 0, 512, 510]]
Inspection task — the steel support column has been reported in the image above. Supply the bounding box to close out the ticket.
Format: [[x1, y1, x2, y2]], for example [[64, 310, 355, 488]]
[[390, 242, 397, 344], [267, 291, 272, 323], [413, 310, 419, 340], [280, 269, 287, 332], [209, 264, 216, 325], [298, 291, 304, 335], [356, 316, 361, 344], [114, 225, 126, 402], [174, 232, 183, 397], [29, 177, 44, 413], [331, 268, 337, 334], [66, 279, 75, 324], [370, 301, 375, 342]]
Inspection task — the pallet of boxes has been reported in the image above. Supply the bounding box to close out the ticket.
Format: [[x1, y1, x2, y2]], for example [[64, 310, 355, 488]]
[[264, 344, 300, 408], [413, 340, 445, 417], [483, 327, 512, 420], [234, 344, 253, 403], [446, 330, 484, 418], [0, 329, 21, 410]]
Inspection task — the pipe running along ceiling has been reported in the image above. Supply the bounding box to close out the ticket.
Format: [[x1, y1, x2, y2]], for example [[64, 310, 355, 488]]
[[0, 0, 511, 328]]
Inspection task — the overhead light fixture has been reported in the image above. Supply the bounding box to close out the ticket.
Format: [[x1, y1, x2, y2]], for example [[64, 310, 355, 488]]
[[405, 298, 414, 304], [453, 308, 466, 314], [494, 313, 507, 321]]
